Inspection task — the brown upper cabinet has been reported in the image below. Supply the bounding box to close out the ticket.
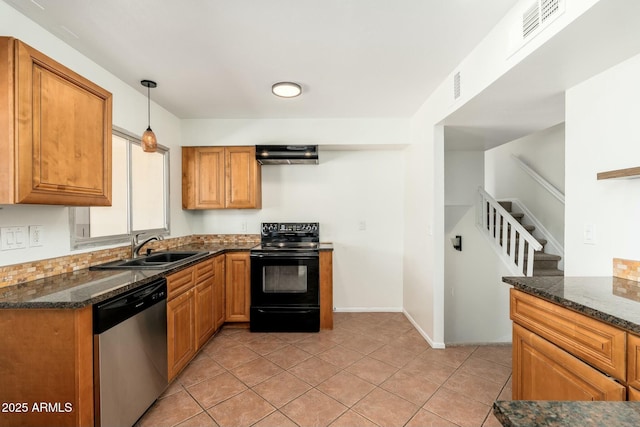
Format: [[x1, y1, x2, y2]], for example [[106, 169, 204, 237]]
[[182, 146, 262, 209], [0, 37, 113, 206]]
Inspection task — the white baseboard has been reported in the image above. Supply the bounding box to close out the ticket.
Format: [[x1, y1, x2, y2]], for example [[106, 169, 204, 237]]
[[403, 309, 445, 349], [334, 307, 403, 313]]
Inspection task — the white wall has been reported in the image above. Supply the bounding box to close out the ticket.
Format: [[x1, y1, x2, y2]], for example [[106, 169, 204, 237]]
[[565, 53, 640, 275], [485, 123, 565, 247], [181, 118, 409, 149], [0, 3, 191, 267], [188, 148, 405, 311], [444, 207, 512, 344], [444, 149, 484, 233], [404, 0, 601, 347]]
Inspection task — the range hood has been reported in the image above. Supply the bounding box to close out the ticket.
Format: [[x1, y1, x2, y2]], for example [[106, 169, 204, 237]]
[[255, 145, 318, 165]]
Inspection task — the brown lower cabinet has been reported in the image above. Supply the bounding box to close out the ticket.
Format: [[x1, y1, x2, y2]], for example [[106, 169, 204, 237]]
[[213, 254, 226, 329], [225, 252, 251, 322], [167, 287, 196, 381], [0, 307, 94, 427], [512, 323, 625, 401], [509, 288, 640, 401], [167, 255, 225, 381]]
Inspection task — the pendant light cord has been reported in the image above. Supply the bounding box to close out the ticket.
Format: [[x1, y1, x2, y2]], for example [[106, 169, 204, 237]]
[[147, 85, 151, 129]]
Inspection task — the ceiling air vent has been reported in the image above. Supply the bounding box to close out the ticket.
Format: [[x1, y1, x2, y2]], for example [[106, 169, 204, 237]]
[[541, 0, 560, 23], [453, 71, 461, 100], [522, 0, 563, 40], [522, 2, 540, 39]]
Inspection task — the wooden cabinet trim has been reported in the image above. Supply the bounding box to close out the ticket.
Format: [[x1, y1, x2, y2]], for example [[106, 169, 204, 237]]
[[320, 251, 333, 330], [513, 323, 625, 401], [510, 289, 626, 380]]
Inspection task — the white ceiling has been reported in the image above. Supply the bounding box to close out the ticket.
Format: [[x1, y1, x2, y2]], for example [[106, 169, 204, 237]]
[[3, 0, 518, 119], [444, 0, 640, 150]]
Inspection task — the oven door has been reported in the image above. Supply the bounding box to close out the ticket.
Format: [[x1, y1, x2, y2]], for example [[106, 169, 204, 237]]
[[250, 251, 319, 307]]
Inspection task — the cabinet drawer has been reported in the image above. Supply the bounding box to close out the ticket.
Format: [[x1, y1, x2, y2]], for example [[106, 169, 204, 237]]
[[510, 289, 626, 380], [195, 258, 214, 283], [167, 266, 195, 300]]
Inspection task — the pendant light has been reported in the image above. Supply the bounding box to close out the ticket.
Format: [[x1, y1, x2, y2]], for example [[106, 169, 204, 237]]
[[140, 79, 158, 153]]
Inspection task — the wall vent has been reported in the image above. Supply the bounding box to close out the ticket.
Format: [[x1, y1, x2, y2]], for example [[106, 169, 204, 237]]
[[453, 71, 461, 100], [522, 2, 540, 39], [522, 0, 562, 39], [541, 0, 560, 23]]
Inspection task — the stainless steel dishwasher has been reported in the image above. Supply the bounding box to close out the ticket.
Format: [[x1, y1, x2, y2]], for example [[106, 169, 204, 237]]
[[93, 278, 168, 427]]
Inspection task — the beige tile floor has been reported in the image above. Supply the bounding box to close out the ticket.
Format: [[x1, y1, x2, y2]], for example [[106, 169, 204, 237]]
[[136, 312, 512, 427]]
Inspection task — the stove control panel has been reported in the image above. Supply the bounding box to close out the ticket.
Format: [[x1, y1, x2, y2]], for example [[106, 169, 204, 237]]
[[261, 222, 319, 235]]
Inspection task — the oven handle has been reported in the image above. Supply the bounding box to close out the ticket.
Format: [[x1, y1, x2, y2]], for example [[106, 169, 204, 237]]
[[257, 309, 314, 314], [250, 252, 319, 259]]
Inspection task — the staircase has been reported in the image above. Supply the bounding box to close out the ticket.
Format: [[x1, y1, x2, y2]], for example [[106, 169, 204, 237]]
[[476, 187, 563, 277], [497, 201, 563, 277]]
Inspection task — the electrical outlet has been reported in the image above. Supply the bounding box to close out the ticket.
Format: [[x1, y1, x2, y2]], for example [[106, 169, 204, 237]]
[[358, 220, 366, 231], [29, 225, 44, 247], [241, 221, 248, 232]]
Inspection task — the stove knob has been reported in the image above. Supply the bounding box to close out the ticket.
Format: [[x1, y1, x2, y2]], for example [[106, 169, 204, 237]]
[[311, 224, 318, 231]]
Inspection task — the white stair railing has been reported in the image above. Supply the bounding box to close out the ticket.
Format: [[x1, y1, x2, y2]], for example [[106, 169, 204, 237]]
[[476, 187, 542, 276]]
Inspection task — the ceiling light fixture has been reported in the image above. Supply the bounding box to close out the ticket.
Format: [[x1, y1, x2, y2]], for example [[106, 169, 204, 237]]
[[272, 82, 302, 98], [140, 79, 158, 153]]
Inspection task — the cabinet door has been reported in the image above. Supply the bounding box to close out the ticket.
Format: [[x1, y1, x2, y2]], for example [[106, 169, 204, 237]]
[[225, 252, 251, 322], [167, 289, 196, 381], [195, 279, 215, 349], [225, 146, 261, 209], [628, 333, 640, 389], [512, 323, 625, 401], [629, 387, 640, 401], [13, 38, 112, 206], [213, 255, 226, 329], [182, 146, 225, 209]]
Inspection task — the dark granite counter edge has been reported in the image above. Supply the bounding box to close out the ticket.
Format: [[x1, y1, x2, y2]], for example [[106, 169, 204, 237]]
[[0, 245, 252, 310], [503, 276, 640, 336], [1, 242, 334, 310], [493, 400, 640, 427]]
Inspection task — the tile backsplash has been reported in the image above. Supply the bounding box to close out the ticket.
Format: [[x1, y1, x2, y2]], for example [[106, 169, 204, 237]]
[[613, 258, 640, 282], [0, 234, 259, 289]]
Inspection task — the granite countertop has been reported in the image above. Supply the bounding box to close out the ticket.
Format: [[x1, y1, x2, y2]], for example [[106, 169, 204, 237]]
[[503, 275, 640, 335], [0, 243, 255, 309], [498, 276, 640, 427], [493, 401, 640, 427]]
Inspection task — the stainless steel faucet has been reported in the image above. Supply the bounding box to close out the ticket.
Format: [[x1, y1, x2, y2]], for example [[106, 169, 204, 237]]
[[132, 233, 164, 258]]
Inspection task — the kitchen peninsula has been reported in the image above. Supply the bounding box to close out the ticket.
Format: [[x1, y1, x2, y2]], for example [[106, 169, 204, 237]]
[[496, 272, 640, 426]]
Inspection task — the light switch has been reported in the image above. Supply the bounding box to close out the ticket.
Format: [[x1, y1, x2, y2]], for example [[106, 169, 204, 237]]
[[1, 226, 28, 250], [584, 223, 596, 245]]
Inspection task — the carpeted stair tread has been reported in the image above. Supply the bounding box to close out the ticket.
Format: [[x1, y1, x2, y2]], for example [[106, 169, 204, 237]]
[[533, 268, 564, 276]]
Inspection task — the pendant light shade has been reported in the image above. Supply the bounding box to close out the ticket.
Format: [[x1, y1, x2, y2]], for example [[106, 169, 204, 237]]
[[140, 79, 157, 153]]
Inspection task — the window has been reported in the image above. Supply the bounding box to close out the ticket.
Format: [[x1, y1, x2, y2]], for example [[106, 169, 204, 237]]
[[70, 128, 170, 249]]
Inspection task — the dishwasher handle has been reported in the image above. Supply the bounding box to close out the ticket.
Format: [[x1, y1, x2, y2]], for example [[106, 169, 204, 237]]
[[94, 278, 167, 334]]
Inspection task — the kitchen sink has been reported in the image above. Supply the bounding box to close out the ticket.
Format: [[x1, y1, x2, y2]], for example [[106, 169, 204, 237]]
[[90, 251, 210, 270]]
